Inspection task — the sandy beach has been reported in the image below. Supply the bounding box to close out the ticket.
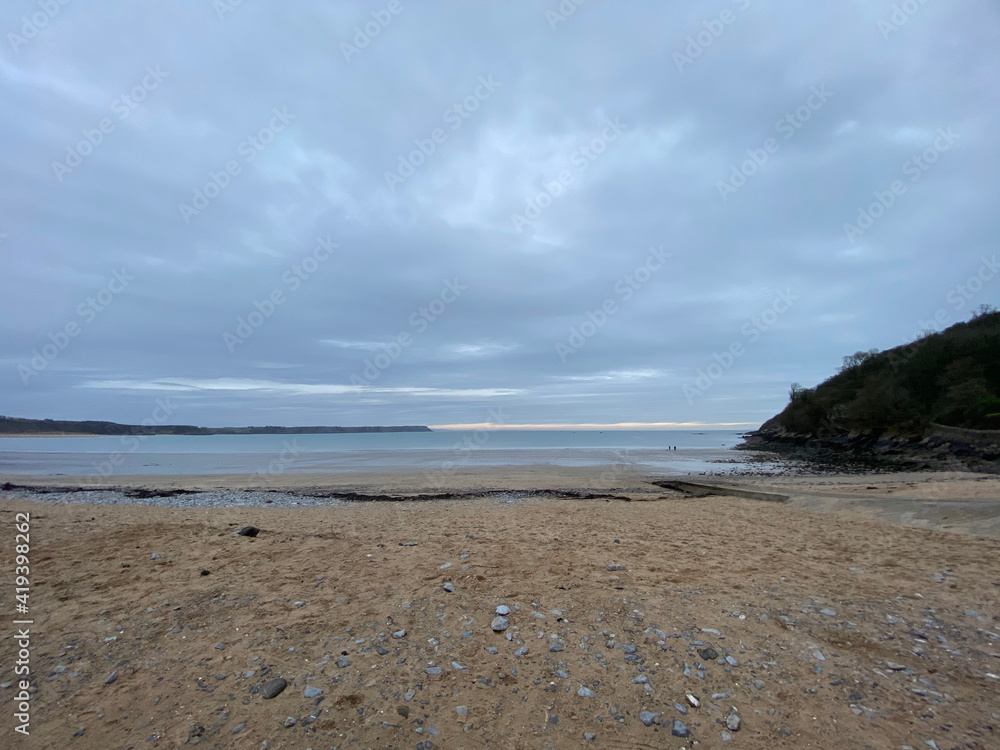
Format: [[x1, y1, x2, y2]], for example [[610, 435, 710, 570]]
[[1, 468, 998, 749]]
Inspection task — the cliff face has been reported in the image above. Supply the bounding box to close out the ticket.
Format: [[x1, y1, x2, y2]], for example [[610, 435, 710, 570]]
[[740, 311, 1000, 473]]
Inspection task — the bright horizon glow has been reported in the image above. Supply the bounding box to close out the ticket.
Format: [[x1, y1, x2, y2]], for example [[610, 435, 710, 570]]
[[428, 422, 759, 431]]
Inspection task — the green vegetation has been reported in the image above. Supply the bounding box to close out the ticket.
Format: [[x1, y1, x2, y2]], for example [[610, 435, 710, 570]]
[[774, 306, 1000, 436]]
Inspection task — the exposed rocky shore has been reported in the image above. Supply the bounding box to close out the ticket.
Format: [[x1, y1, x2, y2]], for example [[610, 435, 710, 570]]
[[738, 420, 1000, 475]]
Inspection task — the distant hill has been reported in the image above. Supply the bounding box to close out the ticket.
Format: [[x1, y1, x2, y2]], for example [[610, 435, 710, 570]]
[[742, 307, 1000, 471], [0, 417, 431, 436]]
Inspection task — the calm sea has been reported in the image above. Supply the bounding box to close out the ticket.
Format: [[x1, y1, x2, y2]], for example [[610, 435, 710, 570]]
[[0, 429, 752, 477]]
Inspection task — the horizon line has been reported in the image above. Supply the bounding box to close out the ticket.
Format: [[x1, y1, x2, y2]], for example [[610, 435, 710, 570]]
[[428, 422, 759, 431]]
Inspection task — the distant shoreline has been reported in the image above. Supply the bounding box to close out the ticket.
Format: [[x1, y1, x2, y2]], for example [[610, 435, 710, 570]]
[[0, 416, 432, 437]]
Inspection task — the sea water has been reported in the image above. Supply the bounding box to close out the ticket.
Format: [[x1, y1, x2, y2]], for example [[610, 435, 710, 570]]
[[0, 429, 751, 476]]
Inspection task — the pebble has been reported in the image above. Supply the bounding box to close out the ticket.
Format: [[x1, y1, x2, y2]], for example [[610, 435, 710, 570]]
[[631, 675, 648, 684], [496, 605, 511, 616], [725, 655, 739, 667], [403, 689, 416, 701], [686, 694, 700, 707], [819, 608, 837, 617], [393, 630, 406, 639], [236, 526, 259, 537], [639, 710, 660, 727], [231, 722, 246, 735], [605, 562, 627, 571], [425, 666, 444, 676], [456, 706, 467, 715], [104, 671, 118, 685], [577, 686, 596, 698], [698, 647, 718, 661], [671, 719, 690, 738], [726, 712, 741, 731], [549, 642, 564, 652], [303, 686, 323, 699], [673, 702, 688, 715], [440, 562, 452, 569], [262, 678, 287, 699], [513, 647, 529, 658], [150, 553, 160, 560], [491, 616, 509, 632], [443, 583, 455, 593], [336, 656, 351, 668], [451, 661, 467, 670], [485, 646, 499, 655], [721, 730, 733, 741], [283, 716, 296, 728], [584, 733, 596, 741]]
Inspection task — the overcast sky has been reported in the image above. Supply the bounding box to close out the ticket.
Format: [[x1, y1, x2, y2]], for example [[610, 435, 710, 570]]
[[1, 0, 998, 429]]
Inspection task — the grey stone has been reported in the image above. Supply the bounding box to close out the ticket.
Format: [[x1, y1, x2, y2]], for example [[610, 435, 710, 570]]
[[425, 666, 444, 676], [698, 647, 718, 661], [632, 675, 648, 684], [725, 655, 739, 667], [283, 716, 296, 728], [491, 616, 509, 632], [303, 686, 323, 699], [456, 706, 467, 715], [726, 712, 741, 731], [443, 583, 455, 593], [392, 630, 406, 639], [639, 711, 660, 727], [262, 678, 287, 699], [496, 605, 511, 616], [674, 702, 688, 715], [671, 719, 691, 738], [605, 562, 627, 571], [513, 647, 529, 657], [577, 686, 596, 698], [336, 656, 351, 668], [549, 642, 564, 652], [819, 608, 837, 617]]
